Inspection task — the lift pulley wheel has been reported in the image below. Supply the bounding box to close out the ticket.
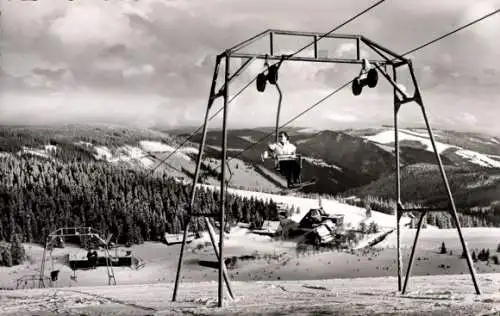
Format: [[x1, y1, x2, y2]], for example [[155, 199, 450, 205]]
[[352, 68, 378, 96], [367, 68, 378, 88], [256, 72, 267, 92], [267, 64, 279, 85]]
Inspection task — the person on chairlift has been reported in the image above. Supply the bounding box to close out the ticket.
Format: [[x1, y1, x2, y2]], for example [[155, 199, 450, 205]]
[[264, 131, 296, 157], [262, 131, 301, 188]]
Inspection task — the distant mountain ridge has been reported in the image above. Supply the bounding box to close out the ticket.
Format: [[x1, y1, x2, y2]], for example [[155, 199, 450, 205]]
[[177, 125, 500, 194], [1, 124, 499, 212]]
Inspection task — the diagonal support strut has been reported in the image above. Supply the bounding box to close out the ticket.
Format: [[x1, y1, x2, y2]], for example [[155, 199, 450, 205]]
[[394, 62, 481, 295]]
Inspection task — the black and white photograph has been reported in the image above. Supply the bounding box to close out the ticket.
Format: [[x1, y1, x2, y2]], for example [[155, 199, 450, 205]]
[[0, 0, 499, 314]]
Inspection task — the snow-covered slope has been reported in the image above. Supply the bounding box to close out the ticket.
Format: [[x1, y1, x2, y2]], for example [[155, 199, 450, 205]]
[[200, 157, 282, 192], [296, 128, 320, 134], [1, 274, 498, 315], [200, 184, 410, 231], [84, 140, 193, 169], [454, 149, 500, 168], [239, 136, 257, 143], [364, 129, 456, 154], [364, 128, 500, 168], [12, 139, 284, 192], [377, 227, 500, 249], [139, 140, 195, 161], [302, 156, 343, 171], [17, 145, 58, 160]]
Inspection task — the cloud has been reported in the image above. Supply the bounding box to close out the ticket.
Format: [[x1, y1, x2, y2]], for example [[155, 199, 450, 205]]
[[459, 112, 478, 125], [32, 67, 66, 80], [0, 0, 499, 133], [122, 64, 155, 78], [326, 112, 358, 123], [49, 4, 130, 48], [0, 91, 165, 127], [459, 1, 500, 41]]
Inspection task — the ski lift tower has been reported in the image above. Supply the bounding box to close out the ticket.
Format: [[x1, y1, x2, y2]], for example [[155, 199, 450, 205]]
[[39, 227, 116, 288], [172, 29, 481, 307]]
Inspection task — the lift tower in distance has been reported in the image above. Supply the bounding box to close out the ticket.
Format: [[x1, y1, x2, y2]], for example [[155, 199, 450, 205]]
[[39, 227, 116, 288], [172, 28, 481, 308]]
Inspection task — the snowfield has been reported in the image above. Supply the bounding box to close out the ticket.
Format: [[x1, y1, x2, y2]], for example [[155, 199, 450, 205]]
[[3, 134, 500, 315], [296, 128, 319, 134], [364, 129, 456, 154], [75, 140, 195, 168], [118, 145, 156, 168], [378, 227, 500, 249], [1, 274, 498, 315], [364, 128, 500, 168], [239, 136, 257, 143], [93, 146, 114, 161], [302, 156, 343, 171], [139, 140, 175, 153], [201, 157, 282, 192], [139, 141, 192, 161], [207, 145, 245, 152], [6, 139, 280, 191], [1, 183, 498, 315], [212, 186, 411, 230], [18, 146, 54, 160], [191, 225, 296, 255], [454, 149, 500, 168], [180, 146, 199, 155]]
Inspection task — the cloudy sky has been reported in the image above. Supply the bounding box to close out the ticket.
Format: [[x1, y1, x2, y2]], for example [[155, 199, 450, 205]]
[[1, 0, 499, 135]]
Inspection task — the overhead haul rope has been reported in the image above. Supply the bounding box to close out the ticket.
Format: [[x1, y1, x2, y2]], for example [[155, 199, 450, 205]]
[[146, 75, 260, 177], [282, 0, 387, 61], [226, 7, 500, 164], [148, 5, 500, 179], [146, 0, 388, 176]]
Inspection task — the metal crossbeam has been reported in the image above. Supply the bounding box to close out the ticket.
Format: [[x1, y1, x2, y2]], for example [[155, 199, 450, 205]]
[[172, 28, 481, 309], [230, 53, 388, 65], [268, 29, 361, 40]]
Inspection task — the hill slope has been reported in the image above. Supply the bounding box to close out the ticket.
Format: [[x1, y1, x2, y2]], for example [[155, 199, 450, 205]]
[[1, 273, 498, 315], [175, 126, 500, 222], [3, 124, 500, 229], [178, 126, 500, 194], [0, 124, 283, 193]]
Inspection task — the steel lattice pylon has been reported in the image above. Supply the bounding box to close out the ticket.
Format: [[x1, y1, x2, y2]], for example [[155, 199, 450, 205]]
[[171, 29, 481, 308], [39, 227, 116, 288]]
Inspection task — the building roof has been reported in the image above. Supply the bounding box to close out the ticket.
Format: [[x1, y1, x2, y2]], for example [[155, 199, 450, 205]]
[[260, 220, 281, 233], [252, 220, 282, 235], [314, 224, 334, 243], [164, 233, 196, 245]]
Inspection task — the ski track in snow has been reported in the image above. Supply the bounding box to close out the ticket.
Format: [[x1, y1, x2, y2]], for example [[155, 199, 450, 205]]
[[1, 274, 499, 315]]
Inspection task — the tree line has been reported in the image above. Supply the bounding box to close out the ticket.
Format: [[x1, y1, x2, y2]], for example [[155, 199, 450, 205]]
[[0, 155, 279, 246], [0, 125, 175, 152]]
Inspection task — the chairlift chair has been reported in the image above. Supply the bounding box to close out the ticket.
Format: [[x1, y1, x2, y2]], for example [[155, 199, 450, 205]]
[[256, 55, 315, 189], [352, 58, 379, 96], [50, 270, 59, 282]]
